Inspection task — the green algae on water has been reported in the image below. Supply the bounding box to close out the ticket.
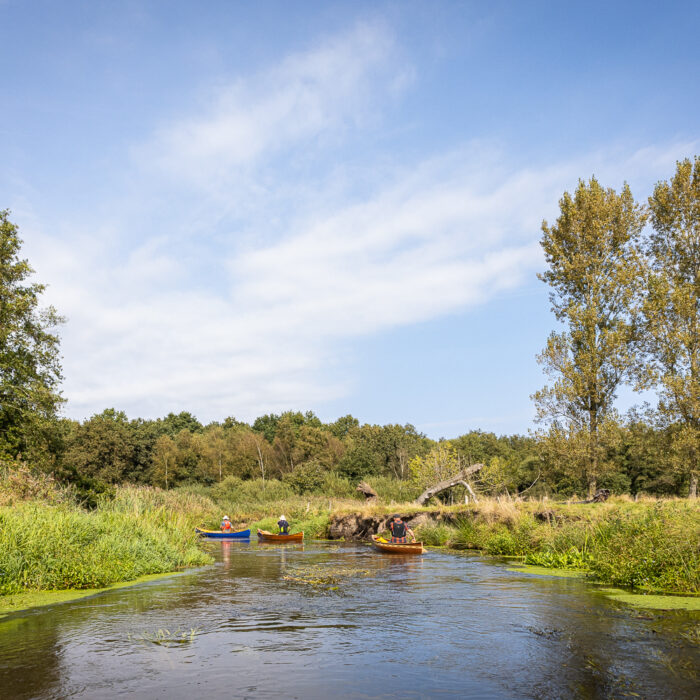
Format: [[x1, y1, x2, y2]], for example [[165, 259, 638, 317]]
[[597, 588, 700, 611], [507, 564, 586, 579], [0, 572, 182, 619]]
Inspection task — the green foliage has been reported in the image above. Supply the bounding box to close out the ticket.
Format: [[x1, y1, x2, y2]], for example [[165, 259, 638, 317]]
[[534, 178, 646, 496], [0, 493, 213, 594], [416, 524, 453, 546], [0, 210, 64, 464], [589, 504, 700, 592], [284, 461, 327, 494], [369, 475, 421, 502], [643, 157, 700, 497]]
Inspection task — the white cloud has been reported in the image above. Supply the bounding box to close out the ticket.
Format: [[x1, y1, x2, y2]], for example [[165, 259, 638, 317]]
[[136, 21, 402, 192]]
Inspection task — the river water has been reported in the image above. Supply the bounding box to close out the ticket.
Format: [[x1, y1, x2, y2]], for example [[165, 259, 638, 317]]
[[0, 541, 698, 699]]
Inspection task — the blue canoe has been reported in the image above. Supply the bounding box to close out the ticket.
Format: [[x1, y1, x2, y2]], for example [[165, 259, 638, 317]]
[[195, 527, 251, 539]]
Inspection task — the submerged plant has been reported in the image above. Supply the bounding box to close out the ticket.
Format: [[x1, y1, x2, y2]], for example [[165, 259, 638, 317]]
[[282, 564, 372, 592], [130, 627, 200, 646]]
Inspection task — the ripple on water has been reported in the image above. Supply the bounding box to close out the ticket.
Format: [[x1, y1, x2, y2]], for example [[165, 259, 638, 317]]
[[0, 542, 698, 700]]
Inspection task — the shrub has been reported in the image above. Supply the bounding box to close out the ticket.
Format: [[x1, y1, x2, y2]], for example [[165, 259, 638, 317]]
[[588, 504, 699, 593]]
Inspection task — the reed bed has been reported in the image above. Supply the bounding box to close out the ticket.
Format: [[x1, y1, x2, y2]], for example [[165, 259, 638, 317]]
[[1, 466, 697, 597], [0, 493, 213, 595]]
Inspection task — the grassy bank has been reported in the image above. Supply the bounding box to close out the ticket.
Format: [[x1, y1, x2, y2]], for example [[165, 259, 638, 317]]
[[2, 468, 698, 604], [0, 486, 213, 596], [192, 478, 700, 595], [405, 499, 700, 595]]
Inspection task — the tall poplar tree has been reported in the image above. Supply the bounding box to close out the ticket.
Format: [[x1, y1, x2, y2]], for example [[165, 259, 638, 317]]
[[533, 178, 646, 497], [644, 157, 700, 497], [0, 210, 64, 462]]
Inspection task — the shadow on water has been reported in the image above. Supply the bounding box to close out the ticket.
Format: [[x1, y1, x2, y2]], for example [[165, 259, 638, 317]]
[[0, 541, 698, 699]]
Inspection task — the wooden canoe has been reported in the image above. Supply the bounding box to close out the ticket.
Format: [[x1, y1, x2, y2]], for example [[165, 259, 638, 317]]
[[195, 527, 251, 539], [371, 534, 425, 554], [257, 529, 304, 542]]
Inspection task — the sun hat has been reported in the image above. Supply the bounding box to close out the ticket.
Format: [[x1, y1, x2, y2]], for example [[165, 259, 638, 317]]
[[223, 515, 230, 520], [279, 515, 286, 521]]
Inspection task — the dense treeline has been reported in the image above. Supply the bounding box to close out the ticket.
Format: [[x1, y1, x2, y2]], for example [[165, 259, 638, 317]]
[[0, 156, 697, 501], [10, 406, 693, 500]]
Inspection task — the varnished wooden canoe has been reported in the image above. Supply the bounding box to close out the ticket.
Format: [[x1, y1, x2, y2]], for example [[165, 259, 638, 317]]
[[257, 529, 304, 542], [195, 527, 251, 539], [371, 534, 425, 554]]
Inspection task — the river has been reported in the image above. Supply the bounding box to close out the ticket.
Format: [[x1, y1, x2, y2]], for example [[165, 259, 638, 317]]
[[0, 540, 697, 699]]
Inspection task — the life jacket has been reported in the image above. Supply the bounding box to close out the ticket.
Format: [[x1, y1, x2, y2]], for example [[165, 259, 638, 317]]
[[278, 520, 289, 534], [390, 520, 407, 538], [221, 520, 232, 531]]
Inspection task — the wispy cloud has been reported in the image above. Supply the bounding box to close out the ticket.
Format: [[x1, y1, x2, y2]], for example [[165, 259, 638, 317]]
[[136, 21, 404, 193]]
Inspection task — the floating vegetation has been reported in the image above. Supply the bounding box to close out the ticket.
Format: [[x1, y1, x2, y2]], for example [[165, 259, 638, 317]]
[[680, 625, 700, 645], [130, 627, 201, 647], [282, 564, 372, 592]]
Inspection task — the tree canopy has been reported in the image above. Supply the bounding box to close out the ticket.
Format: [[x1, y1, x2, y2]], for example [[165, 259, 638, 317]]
[[0, 210, 64, 464]]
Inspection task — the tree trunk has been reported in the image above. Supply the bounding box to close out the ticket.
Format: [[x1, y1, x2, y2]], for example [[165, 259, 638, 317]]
[[690, 472, 698, 498], [356, 481, 378, 502], [414, 464, 483, 506], [588, 408, 598, 499], [587, 476, 597, 500]]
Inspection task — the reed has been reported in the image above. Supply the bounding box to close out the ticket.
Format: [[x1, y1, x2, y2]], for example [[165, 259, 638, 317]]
[[0, 495, 213, 595]]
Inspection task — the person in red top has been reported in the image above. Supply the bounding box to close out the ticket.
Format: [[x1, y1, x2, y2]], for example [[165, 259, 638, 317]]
[[220, 515, 232, 532], [388, 515, 415, 543]]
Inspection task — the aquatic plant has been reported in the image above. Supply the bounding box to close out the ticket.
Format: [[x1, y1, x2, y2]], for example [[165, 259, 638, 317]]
[[282, 564, 372, 592], [130, 627, 200, 646]]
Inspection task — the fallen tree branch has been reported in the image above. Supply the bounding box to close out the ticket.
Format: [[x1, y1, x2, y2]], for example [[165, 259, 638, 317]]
[[414, 464, 484, 506], [356, 481, 378, 502]]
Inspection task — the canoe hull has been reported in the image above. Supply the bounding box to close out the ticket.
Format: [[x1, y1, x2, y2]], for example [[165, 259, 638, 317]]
[[371, 535, 425, 554], [257, 529, 304, 542], [195, 527, 251, 539]]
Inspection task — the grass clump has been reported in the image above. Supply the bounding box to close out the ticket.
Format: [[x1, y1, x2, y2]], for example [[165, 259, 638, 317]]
[[130, 627, 201, 646], [0, 493, 213, 595], [588, 504, 699, 593], [417, 524, 454, 546]]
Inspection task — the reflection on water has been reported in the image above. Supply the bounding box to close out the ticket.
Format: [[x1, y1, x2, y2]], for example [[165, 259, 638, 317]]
[[0, 541, 698, 699]]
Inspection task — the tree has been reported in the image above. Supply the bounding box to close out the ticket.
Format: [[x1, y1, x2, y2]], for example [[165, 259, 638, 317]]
[[644, 157, 700, 497], [157, 411, 203, 436], [196, 425, 228, 483], [152, 434, 178, 489], [63, 409, 135, 483], [0, 210, 64, 463], [533, 178, 646, 497]]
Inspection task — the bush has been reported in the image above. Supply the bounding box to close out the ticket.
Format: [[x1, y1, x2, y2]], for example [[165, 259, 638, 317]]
[[0, 497, 212, 595], [588, 504, 700, 593], [284, 461, 326, 494], [417, 524, 454, 546]]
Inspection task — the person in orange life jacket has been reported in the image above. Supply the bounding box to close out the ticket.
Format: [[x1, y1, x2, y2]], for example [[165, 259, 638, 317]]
[[220, 515, 232, 532], [277, 515, 290, 535], [388, 515, 415, 543]]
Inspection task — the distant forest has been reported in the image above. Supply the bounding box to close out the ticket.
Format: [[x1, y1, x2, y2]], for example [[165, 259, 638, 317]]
[[14, 407, 694, 500]]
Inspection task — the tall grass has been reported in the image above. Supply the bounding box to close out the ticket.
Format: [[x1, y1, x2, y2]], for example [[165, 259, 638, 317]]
[[0, 490, 214, 595], [410, 498, 699, 593]]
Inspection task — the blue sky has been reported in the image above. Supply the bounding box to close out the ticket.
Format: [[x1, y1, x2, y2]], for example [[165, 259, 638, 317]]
[[2, 0, 698, 437]]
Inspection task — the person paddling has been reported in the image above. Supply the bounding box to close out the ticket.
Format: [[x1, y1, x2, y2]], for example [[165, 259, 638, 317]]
[[220, 515, 232, 532], [277, 514, 290, 535], [388, 515, 415, 543]]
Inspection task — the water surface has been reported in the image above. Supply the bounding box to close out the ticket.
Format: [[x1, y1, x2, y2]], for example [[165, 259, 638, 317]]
[[1, 541, 697, 699]]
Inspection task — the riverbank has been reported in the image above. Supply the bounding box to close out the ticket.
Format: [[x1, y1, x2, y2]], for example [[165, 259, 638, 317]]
[[326, 499, 700, 595], [1, 472, 698, 603], [0, 487, 213, 598]]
